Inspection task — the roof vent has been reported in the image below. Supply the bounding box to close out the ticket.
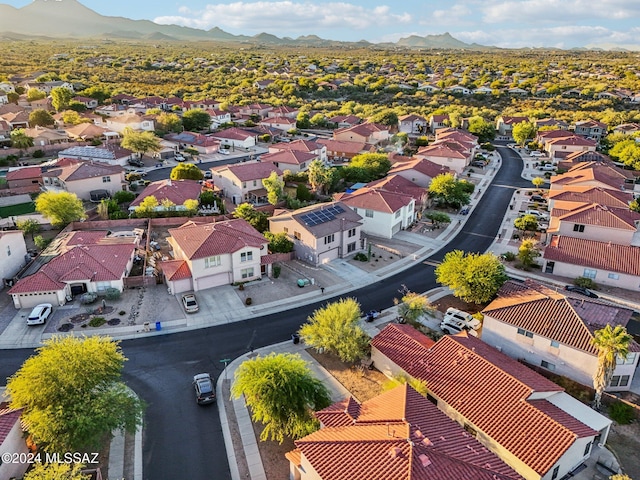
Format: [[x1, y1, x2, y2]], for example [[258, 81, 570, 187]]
[[418, 454, 431, 467], [388, 447, 402, 459], [422, 437, 433, 447], [413, 429, 423, 439]]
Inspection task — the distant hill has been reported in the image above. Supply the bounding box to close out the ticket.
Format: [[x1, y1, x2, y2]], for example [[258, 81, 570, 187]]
[[0, 0, 492, 50]]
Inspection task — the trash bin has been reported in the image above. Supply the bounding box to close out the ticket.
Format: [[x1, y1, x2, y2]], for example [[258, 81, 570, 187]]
[[155, 321, 162, 331], [292, 333, 300, 344]]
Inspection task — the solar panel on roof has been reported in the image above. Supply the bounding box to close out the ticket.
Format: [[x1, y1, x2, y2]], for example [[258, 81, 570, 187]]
[[300, 204, 346, 226]]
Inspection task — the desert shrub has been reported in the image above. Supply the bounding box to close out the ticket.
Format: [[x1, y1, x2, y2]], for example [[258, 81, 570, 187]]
[[574, 277, 598, 289], [609, 401, 635, 425], [245, 297, 252, 305], [353, 252, 368, 262], [89, 316, 106, 327], [32, 149, 45, 158], [104, 288, 121, 300], [502, 251, 517, 261], [273, 265, 281, 278]]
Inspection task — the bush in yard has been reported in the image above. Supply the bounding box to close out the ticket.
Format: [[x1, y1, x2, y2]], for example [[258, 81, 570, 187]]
[[32, 149, 45, 158], [89, 316, 106, 327], [105, 288, 121, 300], [608, 401, 635, 425], [272, 265, 281, 278], [299, 298, 370, 363], [353, 252, 368, 262], [574, 277, 598, 290]]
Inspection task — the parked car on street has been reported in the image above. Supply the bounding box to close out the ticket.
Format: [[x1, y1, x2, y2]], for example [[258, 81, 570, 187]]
[[530, 194, 546, 203], [27, 303, 52, 325], [218, 149, 230, 155], [529, 151, 544, 157], [193, 373, 216, 405], [471, 160, 486, 167], [128, 158, 144, 167], [174, 153, 186, 162], [539, 164, 556, 171], [524, 209, 549, 221], [182, 293, 199, 313], [564, 285, 599, 298]]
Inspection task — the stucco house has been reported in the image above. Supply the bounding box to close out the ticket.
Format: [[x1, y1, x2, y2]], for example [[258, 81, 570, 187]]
[[163, 131, 220, 155], [129, 179, 202, 212], [41, 158, 126, 201], [0, 399, 28, 480], [8, 230, 138, 308], [286, 383, 522, 480], [259, 116, 297, 131], [163, 218, 271, 293], [210, 161, 282, 205], [414, 142, 470, 174], [210, 127, 257, 149], [259, 149, 317, 174], [103, 114, 155, 134], [371, 324, 612, 480], [542, 235, 640, 292], [574, 120, 607, 143], [496, 116, 529, 138], [57, 145, 134, 167], [316, 138, 366, 162], [482, 280, 640, 390], [335, 187, 415, 238], [5, 166, 42, 195], [268, 201, 364, 266], [388, 157, 452, 188], [428, 114, 449, 133], [333, 122, 390, 145], [0, 231, 28, 283], [269, 139, 327, 163], [398, 114, 427, 136]]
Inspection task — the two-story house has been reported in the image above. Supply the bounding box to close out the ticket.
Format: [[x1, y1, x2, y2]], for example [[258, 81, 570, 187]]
[[482, 280, 640, 390], [268, 139, 327, 163], [574, 120, 608, 143], [335, 187, 415, 238], [259, 149, 317, 174], [259, 116, 297, 132], [210, 127, 257, 149], [316, 138, 366, 162], [388, 156, 452, 188], [163, 218, 271, 293], [398, 114, 427, 136], [0, 231, 28, 283], [333, 122, 390, 145], [496, 116, 529, 139], [210, 161, 282, 205], [57, 145, 133, 167], [269, 201, 364, 266], [371, 324, 612, 480], [129, 179, 203, 212], [428, 114, 449, 134], [41, 158, 126, 201]]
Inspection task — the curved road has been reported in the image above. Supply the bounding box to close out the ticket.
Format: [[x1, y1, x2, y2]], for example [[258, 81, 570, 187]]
[[1, 146, 531, 480]]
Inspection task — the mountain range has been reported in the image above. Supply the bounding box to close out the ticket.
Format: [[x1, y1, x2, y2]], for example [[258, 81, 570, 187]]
[[0, 0, 493, 50]]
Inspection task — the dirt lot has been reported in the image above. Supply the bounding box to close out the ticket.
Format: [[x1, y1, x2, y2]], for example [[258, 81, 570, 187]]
[[433, 294, 487, 314], [605, 422, 640, 478]]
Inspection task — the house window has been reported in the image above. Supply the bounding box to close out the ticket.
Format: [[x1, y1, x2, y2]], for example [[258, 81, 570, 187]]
[[541, 360, 556, 371], [583, 268, 597, 279], [6, 246, 10, 257], [294, 231, 301, 240], [347, 242, 356, 253], [253, 180, 257, 187], [583, 442, 592, 456], [204, 255, 221, 268], [284, 227, 288, 233], [365, 209, 374, 218], [551, 466, 560, 480], [348, 228, 356, 238], [610, 375, 630, 387], [324, 234, 335, 244], [240, 251, 253, 262], [573, 224, 585, 232], [517, 328, 534, 338], [395, 210, 401, 218], [426, 393, 437, 405], [241, 267, 254, 279], [550, 340, 560, 348], [242, 182, 246, 188], [352, 207, 358, 214], [102, 176, 111, 183], [608, 273, 620, 280], [617, 353, 637, 365]]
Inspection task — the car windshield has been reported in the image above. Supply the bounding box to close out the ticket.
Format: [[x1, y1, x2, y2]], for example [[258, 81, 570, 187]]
[[199, 380, 213, 393], [186, 300, 197, 306]]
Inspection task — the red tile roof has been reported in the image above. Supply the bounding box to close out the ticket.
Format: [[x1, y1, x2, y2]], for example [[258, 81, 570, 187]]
[[8, 270, 66, 294], [500, 116, 529, 125], [370, 324, 435, 368], [42, 158, 123, 182], [388, 157, 452, 178], [416, 143, 467, 159], [0, 406, 22, 444], [543, 235, 640, 277], [129, 179, 202, 208], [548, 187, 633, 209], [373, 326, 598, 476], [212, 161, 282, 182], [483, 280, 638, 355], [365, 175, 427, 203], [260, 149, 317, 166], [270, 139, 323, 153], [211, 127, 256, 141], [528, 400, 598, 438], [292, 384, 521, 480], [555, 203, 640, 230], [5, 166, 42, 181], [168, 218, 266, 259], [160, 260, 192, 281], [316, 138, 365, 154], [337, 187, 413, 214]]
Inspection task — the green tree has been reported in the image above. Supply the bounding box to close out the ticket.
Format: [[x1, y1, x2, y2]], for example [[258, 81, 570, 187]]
[[113, 190, 135, 204], [79, 85, 111, 104], [35, 191, 85, 228], [428, 173, 471, 207], [514, 214, 538, 234], [24, 461, 89, 480], [264, 231, 294, 253], [10, 129, 34, 149], [183, 199, 199, 212], [370, 109, 398, 126], [592, 325, 633, 410], [155, 112, 183, 134], [435, 250, 508, 304], [310, 113, 327, 127], [512, 121, 537, 146], [6, 336, 144, 453], [307, 159, 332, 195], [296, 111, 311, 129], [396, 290, 436, 324], [343, 153, 390, 182], [233, 203, 269, 232], [182, 109, 211, 131], [170, 163, 204, 180], [50, 87, 74, 112], [61, 110, 84, 125], [26, 88, 46, 102], [630, 199, 640, 213], [467, 116, 496, 143], [531, 177, 546, 189], [16, 218, 41, 241], [34, 235, 50, 250], [518, 238, 540, 267], [29, 109, 55, 127], [382, 374, 428, 397], [121, 128, 161, 158], [263, 171, 284, 205], [231, 352, 331, 444], [135, 195, 159, 216], [299, 298, 370, 363]]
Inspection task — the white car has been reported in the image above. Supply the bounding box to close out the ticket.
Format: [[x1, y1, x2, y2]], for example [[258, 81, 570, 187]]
[[442, 308, 481, 330], [529, 151, 544, 157], [218, 149, 230, 155], [524, 209, 549, 221], [181, 293, 199, 313], [27, 303, 53, 325], [440, 318, 479, 337]]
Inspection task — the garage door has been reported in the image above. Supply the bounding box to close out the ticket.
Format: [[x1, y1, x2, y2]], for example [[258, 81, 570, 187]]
[[17, 292, 61, 309], [391, 222, 402, 236], [195, 272, 230, 291]]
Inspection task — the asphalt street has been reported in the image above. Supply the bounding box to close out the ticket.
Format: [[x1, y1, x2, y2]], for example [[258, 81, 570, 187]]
[[0, 145, 531, 480]]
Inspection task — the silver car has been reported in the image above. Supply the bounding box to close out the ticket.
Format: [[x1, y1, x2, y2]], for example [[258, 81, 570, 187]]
[[181, 293, 199, 313]]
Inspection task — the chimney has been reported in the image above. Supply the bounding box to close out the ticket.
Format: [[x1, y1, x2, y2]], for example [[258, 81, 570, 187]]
[[167, 178, 172, 186]]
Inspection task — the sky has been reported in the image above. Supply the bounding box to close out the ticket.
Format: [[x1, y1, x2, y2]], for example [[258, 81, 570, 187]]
[[4, 0, 640, 49]]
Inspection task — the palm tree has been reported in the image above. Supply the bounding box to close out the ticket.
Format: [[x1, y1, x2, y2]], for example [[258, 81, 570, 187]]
[[591, 325, 632, 410]]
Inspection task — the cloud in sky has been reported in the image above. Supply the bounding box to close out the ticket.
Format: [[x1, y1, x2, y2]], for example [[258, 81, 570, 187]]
[[155, 1, 412, 33]]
